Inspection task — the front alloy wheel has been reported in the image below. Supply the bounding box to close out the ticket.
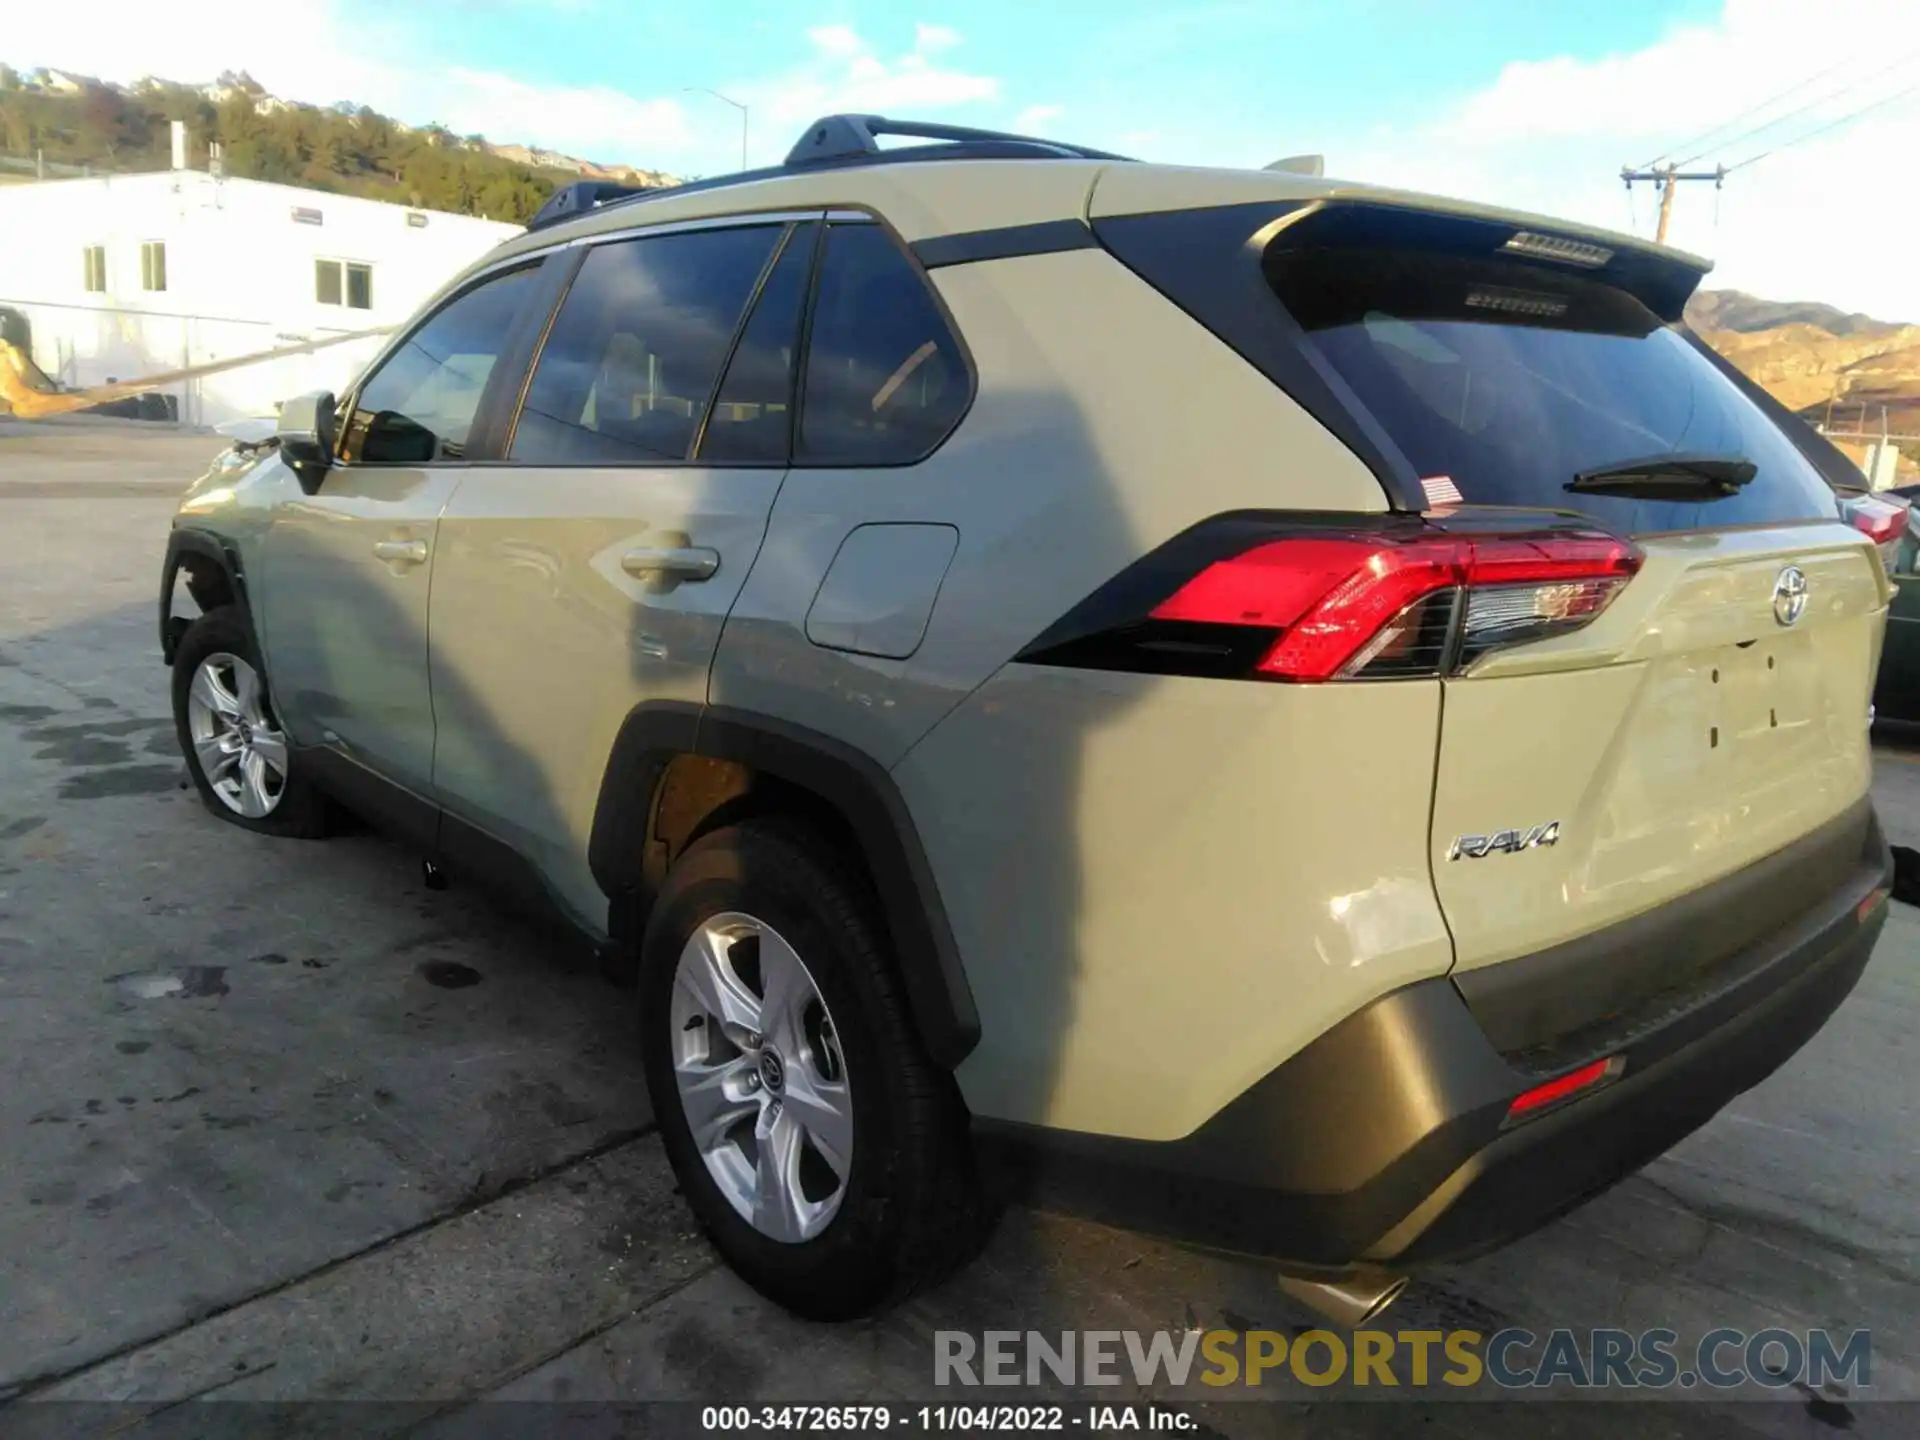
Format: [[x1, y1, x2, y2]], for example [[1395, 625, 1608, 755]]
[[670, 911, 853, 1243], [185, 652, 289, 819]]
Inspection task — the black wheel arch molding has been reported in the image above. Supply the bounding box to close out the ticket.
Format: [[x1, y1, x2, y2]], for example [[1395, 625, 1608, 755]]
[[589, 702, 982, 1068], [160, 526, 255, 666]]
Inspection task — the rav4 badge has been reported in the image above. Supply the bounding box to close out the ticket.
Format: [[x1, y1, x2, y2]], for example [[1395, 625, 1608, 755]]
[[1448, 822, 1561, 861]]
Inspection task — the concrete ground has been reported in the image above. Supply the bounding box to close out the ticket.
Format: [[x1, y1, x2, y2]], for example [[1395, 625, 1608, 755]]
[[2, 421, 1917, 1436]]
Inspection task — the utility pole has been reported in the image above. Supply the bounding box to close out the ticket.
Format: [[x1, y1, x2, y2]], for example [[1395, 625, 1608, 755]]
[[1620, 163, 1727, 244]]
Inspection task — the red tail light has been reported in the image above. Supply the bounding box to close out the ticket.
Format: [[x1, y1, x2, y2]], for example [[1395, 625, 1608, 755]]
[[1843, 494, 1906, 577], [1144, 531, 1641, 681]]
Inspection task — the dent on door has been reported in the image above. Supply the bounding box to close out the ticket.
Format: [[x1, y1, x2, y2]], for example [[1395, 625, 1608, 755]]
[[804, 523, 961, 660]]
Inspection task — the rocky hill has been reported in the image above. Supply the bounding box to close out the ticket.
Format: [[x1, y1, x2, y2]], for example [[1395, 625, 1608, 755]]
[[1690, 289, 1920, 444]]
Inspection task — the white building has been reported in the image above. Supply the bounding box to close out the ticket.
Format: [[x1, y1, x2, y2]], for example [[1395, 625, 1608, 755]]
[[0, 167, 521, 428]]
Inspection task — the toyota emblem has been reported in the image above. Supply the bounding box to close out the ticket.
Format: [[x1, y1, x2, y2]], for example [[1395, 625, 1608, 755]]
[[1772, 565, 1809, 627]]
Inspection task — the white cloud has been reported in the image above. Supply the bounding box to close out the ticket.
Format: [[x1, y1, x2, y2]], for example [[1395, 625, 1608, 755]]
[[1332, 0, 1920, 318], [736, 23, 1000, 141], [806, 25, 867, 60], [1012, 104, 1063, 134]]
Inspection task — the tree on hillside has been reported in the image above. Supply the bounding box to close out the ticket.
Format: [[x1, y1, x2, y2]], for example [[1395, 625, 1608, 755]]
[[0, 69, 622, 222]]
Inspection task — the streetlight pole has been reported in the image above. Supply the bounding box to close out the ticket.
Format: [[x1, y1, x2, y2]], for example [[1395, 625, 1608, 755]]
[[684, 87, 749, 171]]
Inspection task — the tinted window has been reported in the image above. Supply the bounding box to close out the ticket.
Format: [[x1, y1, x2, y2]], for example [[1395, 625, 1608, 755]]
[[339, 266, 536, 464], [697, 224, 815, 464], [1266, 244, 1837, 534], [798, 224, 967, 465], [511, 226, 780, 465]]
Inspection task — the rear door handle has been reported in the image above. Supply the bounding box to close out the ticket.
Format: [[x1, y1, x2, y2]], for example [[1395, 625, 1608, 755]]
[[621, 546, 720, 582], [372, 538, 429, 566]]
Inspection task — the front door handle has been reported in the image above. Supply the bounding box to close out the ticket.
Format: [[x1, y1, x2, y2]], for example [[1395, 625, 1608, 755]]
[[372, 538, 429, 567], [621, 546, 720, 583]]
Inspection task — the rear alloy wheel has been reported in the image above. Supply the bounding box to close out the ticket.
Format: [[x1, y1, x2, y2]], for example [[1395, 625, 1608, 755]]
[[670, 912, 853, 1243], [640, 821, 984, 1319], [171, 607, 329, 838]]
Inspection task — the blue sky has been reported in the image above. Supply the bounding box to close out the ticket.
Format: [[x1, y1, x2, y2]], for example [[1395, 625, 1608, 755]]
[[12, 1, 1920, 317], [372, 0, 1720, 170]]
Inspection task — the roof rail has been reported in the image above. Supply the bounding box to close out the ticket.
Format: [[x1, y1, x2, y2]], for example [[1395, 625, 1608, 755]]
[[520, 114, 1132, 234], [526, 178, 658, 232], [785, 114, 1131, 166]]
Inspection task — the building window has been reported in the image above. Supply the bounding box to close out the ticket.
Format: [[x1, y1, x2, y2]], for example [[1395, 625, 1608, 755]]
[[317, 259, 374, 310], [83, 245, 106, 293], [140, 241, 167, 292]]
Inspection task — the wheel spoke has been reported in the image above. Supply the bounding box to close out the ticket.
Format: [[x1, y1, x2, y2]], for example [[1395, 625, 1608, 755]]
[[232, 662, 262, 722], [751, 1103, 811, 1243], [249, 727, 289, 779], [238, 749, 273, 817], [194, 730, 239, 780], [675, 925, 763, 1036], [676, 1056, 760, 1152], [755, 923, 813, 1059], [783, 1067, 853, 1182], [190, 663, 240, 719]]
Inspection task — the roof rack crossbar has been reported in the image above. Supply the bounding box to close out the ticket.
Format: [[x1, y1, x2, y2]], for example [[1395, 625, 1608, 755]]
[[785, 114, 1132, 166], [527, 179, 657, 232]]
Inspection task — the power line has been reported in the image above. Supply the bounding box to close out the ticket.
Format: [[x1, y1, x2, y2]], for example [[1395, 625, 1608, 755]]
[[1726, 76, 1920, 172], [1672, 43, 1920, 168], [1639, 54, 1859, 169]]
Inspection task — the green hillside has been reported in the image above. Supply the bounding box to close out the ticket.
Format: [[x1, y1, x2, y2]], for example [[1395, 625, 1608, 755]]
[[0, 66, 601, 223]]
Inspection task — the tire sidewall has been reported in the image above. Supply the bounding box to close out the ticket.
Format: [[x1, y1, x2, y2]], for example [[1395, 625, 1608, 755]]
[[639, 826, 921, 1315]]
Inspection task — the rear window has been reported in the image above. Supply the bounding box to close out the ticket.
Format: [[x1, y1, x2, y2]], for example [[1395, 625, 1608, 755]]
[[1267, 242, 1838, 534]]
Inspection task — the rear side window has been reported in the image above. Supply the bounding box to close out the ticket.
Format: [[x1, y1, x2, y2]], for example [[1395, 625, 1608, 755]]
[[511, 226, 781, 465], [1269, 241, 1837, 533], [697, 223, 816, 464], [798, 223, 967, 465]]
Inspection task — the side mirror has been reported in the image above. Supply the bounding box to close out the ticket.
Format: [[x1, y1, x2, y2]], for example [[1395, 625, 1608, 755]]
[[277, 390, 337, 494]]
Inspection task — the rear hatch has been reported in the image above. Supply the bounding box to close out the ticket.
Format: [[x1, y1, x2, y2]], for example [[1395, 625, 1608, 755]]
[[1092, 179, 1888, 990]]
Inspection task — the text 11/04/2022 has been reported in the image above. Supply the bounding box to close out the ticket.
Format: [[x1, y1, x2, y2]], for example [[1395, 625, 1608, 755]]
[[701, 1405, 1193, 1431]]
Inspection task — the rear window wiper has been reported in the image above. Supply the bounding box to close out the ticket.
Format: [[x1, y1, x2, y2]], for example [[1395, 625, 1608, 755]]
[[1567, 452, 1757, 500]]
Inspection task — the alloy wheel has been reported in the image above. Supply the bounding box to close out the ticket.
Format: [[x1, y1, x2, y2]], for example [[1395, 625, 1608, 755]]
[[185, 652, 288, 819], [669, 911, 853, 1243]]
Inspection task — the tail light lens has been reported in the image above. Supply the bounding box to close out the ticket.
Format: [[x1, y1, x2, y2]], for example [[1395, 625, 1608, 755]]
[[1842, 494, 1906, 577], [1088, 528, 1639, 681]]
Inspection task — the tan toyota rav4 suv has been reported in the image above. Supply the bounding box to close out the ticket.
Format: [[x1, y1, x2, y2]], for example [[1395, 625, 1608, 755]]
[[160, 115, 1896, 1321]]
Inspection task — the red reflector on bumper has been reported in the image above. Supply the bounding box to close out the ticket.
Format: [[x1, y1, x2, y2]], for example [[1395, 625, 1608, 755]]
[[1859, 886, 1891, 922], [1507, 1057, 1616, 1121]]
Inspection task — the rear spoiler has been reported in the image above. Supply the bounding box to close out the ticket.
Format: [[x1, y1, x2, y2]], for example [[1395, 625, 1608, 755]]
[[1262, 201, 1710, 324]]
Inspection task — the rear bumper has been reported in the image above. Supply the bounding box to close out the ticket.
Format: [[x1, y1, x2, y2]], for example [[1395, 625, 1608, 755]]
[[975, 801, 1891, 1273]]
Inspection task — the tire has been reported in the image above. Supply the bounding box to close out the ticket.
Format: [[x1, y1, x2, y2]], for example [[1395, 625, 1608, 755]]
[[639, 820, 983, 1319], [171, 607, 329, 839]]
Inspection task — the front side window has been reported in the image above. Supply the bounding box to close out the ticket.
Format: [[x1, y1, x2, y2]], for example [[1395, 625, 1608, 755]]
[[140, 241, 167, 292], [798, 223, 968, 465], [510, 225, 781, 465], [82, 245, 106, 293], [337, 265, 537, 464]]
